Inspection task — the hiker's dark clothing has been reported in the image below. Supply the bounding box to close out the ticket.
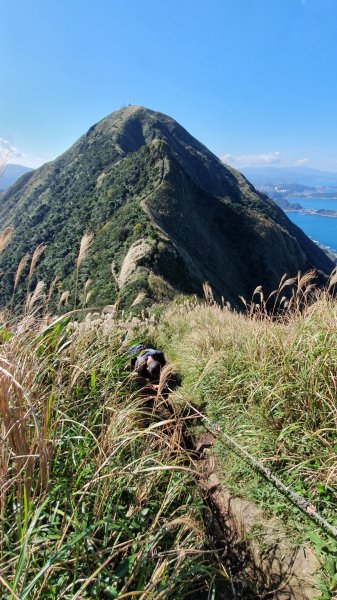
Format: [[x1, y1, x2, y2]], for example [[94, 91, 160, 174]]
[[134, 348, 166, 381]]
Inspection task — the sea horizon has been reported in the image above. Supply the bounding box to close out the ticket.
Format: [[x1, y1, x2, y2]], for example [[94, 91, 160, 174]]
[[285, 197, 337, 255]]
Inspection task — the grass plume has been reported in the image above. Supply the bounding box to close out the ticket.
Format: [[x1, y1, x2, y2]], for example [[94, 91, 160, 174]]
[[0, 227, 14, 254], [10, 254, 30, 314], [27, 243, 46, 297], [28, 243, 46, 281], [76, 231, 94, 270], [14, 255, 29, 292], [25, 280, 45, 313], [58, 289, 70, 307], [74, 232, 94, 310]]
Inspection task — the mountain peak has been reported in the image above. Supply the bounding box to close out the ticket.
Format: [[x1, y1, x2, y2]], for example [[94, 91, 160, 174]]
[[0, 108, 333, 311]]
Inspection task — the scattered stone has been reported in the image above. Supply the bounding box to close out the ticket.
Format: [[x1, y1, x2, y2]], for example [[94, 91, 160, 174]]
[[196, 433, 215, 454], [207, 472, 220, 491]]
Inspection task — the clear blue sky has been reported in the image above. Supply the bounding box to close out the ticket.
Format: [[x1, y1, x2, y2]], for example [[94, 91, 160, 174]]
[[1, 0, 337, 170]]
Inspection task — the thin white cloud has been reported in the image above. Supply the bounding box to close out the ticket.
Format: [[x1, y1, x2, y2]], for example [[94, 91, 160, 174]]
[[294, 157, 309, 166], [221, 152, 283, 168], [0, 138, 16, 163], [221, 152, 311, 169], [11, 153, 46, 168], [0, 138, 46, 169]]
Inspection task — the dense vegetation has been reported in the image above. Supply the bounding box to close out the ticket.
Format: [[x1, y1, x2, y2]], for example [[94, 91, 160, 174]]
[[1, 315, 227, 599], [155, 279, 337, 598], [1, 231, 337, 597], [0, 106, 333, 313]]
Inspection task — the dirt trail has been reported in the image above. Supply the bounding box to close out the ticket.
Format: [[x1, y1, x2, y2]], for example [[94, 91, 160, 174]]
[[195, 431, 320, 599], [155, 390, 320, 599]]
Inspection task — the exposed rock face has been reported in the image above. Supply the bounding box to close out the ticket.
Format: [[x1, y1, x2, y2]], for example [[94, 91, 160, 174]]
[[0, 106, 333, 309]]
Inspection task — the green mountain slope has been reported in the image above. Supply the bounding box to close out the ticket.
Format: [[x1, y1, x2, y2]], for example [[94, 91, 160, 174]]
[[0, 106, 333, 310]]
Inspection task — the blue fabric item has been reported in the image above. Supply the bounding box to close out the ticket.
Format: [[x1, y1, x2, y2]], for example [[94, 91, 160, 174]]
[[128, 343, 146, 357]]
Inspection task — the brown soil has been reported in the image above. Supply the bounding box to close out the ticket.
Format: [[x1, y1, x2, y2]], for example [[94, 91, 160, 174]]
[[196, 432, 320, 599]]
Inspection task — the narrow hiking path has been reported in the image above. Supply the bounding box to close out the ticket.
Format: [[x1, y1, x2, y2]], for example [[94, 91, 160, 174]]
[[194, 425, 320, 600], [154, 390, 321, 599], [152, 295, 337, 599]]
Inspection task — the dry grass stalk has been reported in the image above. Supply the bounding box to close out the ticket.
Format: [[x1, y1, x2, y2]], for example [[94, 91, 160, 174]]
[[14, 254, 29, 291], [117, 239, 152, 290], [76, 232, 94, 270], [328, 266, 337, 290], [74, 233, 94, 311], [58, 290, 70, 307], [0, 360, 38, 498], [26, 281, 45, 312], [84, 278, 92, 294], [202, 282, 214, 305], [240, 271, 319, 320], [278, 273, 296, 293], [297, 270, 316, 290], [287, 270, 316, 313], [0, 309, 9, 323], [28, 243, 46, 281], [85, 290, 93, 305], [10, 254, 30, 315], [0, 227, 14, 253], [45, 275, 59, 308]]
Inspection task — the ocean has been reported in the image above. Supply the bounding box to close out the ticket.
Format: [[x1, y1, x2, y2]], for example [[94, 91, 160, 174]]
[[285, 198, 337, 254]]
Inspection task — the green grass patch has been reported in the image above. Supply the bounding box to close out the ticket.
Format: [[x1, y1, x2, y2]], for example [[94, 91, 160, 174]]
[[155, 296, 337, 598], [0, 316, 221, 599]]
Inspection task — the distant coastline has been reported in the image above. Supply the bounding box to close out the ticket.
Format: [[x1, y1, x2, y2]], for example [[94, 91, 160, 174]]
[[245, 176, 337, 265], [285, 208, 337, 217]]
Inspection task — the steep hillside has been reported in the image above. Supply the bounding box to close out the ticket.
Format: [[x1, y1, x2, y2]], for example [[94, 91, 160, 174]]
[[0, 106, 333, 310]]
